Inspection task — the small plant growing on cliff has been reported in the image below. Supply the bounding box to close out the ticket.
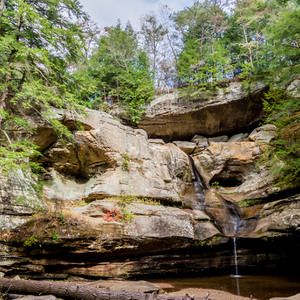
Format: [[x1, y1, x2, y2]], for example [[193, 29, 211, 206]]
[[120, 206, 135, 222], [23, 236, 39, 247], [121, 153, 130, 171], [51, 231, 61, 243], [211, 181, 221, 188], [183, 168, 191, 182]]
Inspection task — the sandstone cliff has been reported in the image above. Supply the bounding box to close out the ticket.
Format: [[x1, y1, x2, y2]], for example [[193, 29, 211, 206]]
[[0, 82, 299, 280]]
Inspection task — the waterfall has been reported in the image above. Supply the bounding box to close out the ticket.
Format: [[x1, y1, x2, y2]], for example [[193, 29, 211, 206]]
[[232, 237, 241, 278], [226, 200, 242, 278], [188, 156, 206, 210], [188, 156, 243, 279]]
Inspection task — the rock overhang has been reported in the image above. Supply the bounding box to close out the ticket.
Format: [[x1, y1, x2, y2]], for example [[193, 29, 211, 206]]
[[137, 82, 269, 141]]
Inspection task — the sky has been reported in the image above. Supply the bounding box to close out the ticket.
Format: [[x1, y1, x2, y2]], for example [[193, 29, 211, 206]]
[[79, 0, 194, 29]]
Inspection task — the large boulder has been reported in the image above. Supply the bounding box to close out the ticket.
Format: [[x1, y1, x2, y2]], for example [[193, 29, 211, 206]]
[[137, 82, 268, 141]]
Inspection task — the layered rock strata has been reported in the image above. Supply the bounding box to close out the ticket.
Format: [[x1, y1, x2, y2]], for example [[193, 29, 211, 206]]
[[137, 82, 268, 141], [0, 83, 299, 280]]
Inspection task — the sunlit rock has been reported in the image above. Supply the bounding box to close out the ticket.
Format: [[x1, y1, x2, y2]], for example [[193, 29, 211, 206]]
[[137, 82, 268, 141]]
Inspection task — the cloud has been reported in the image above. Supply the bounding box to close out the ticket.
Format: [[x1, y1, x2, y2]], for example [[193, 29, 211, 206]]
[[79, 0, 193, 29]]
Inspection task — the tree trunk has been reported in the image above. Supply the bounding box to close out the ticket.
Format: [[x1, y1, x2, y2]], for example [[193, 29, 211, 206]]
[[0, 73, 10, 129], [238, 9, 253, 67], [0, 0, 5, 11], [0, 278, 210, 300]]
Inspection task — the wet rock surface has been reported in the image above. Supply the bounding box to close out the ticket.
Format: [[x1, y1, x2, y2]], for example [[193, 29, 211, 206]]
[[193, 146, 266, 205]]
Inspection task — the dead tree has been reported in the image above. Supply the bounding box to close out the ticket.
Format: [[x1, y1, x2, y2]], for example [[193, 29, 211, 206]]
[[0, 278, 212, 300]]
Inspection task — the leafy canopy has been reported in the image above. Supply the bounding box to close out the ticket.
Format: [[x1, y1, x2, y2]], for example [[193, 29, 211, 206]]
[[78, 22, 154, 123], [0, 0, 91, 189]]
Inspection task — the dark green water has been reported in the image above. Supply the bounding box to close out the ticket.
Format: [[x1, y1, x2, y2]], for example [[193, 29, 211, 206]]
[[150, 275, 300, 300]]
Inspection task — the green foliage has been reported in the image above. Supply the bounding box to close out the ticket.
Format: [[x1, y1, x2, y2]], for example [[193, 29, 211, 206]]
[[119, 206, 135, 222], [263, 1, 300, 84], [108, 195, 162, 206], [194, 235, 222, 248], [23, 235, 38, 247], [0, 0, 93, 201], [239, 198, 270, 207], [4, 210, 69, 246], [173, 0, 299, 92], [211, 181, 221, 188], [77, 22, 154, 123], [261, 87, 300, 188], [121, 153, 130, 171], [51, 231, 61, 243], [175, 1, 232, 89], [103, 196, 135, 223]]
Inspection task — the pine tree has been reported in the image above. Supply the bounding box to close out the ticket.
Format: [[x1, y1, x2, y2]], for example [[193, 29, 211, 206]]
[[79, 22, 154, 123], [174, 0, 231, 90], [263, 0, 300, 84], [0, 0, 90, 189]]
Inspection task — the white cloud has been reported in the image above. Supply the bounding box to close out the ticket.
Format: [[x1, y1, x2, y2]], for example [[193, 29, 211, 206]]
[[79, 0, 193, 29]]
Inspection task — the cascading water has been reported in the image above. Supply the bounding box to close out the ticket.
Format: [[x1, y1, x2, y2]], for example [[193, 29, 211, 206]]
[[188, 156, 206, 211], [188, 156, 242, 281], [223, 199, 242, 279], [232, 237, 241, 295], [232, 237, 240, 277]]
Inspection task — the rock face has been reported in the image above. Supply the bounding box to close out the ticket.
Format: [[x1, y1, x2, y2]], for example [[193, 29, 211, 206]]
[[0, 99, 299, 280], [193, 141, 273, 203], [254, 194, 300, 235], [137, 82, 268, 141], [0, 170, 45, 231], [39, 109, 189, 204]]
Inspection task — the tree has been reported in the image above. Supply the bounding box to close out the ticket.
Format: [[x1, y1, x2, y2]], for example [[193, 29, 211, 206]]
[[174, 0, 231, 89], [79, 22, 154, 123], [0, 278, 206, 300], [0, 0, 90, 185], [259, 0, 300, 189], [263, 0, 300, 83], [140, 13, 168, 85]]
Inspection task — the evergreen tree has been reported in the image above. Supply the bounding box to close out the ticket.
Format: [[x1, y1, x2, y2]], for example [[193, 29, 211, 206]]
[[80, 23, 154, 123], [0, 0, 90, 186], [263, 0, 300, 84], [174, 0, 231, 90], [259, 0, 300, 188]]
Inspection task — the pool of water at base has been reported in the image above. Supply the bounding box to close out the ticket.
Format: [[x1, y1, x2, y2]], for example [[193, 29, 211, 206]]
[[150, 275, 300, 300]]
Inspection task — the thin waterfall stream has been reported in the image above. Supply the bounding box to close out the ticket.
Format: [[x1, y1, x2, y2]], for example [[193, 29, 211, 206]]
[[188, 156, 242, 280], [232, 237, 241, 278], [232, 237, 241, 295], [224, 199, 242, 278], [188, 156, 206, 211]]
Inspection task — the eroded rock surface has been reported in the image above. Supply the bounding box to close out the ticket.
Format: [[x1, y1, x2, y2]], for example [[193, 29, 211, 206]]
[[39, 110, 190, 203], [193, 141, 273, 203], [254, 194, 300, 235], [138, 82, 268, 141], [0, 102, 299, 280]]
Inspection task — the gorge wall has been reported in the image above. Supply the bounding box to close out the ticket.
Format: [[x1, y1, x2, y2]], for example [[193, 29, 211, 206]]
[[0, 81, 299, 280]]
